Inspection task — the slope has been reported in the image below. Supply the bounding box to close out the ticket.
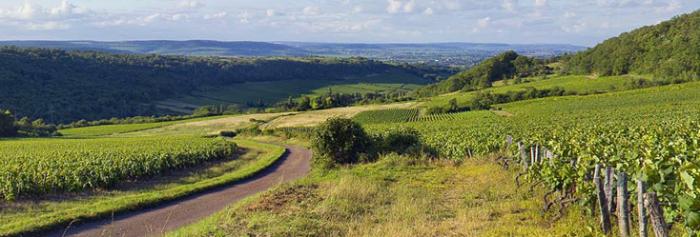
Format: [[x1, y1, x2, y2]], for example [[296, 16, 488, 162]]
[[562, 10, 700, 79]]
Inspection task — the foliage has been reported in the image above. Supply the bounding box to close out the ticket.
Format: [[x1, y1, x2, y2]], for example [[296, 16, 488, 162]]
[[0, 139, 286, 237], [417, 51, 552, 96], [0, 110, 16, 137], [367, 81, 700, 234], [311, 118, 375, 165], [0, 110, 58, 137], [0, 136, 236, 200], [219, 131, 237, 138], [376, 127, 423, 155], [562, 10, 700, 80], [0, 46, 420, 123], [353, 109, 419, 123]]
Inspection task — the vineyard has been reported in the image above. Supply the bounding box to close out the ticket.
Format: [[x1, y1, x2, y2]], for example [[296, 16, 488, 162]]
[[353, 109, 457, 124], [365, 82, 700, 234], [0, 136, 236, 200]]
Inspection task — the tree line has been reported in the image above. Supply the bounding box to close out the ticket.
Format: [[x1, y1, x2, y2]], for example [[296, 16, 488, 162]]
[[0, 110, 58, 137]]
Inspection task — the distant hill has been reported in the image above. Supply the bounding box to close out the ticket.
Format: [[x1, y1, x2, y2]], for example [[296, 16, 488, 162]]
[[0, 47, 422, 123], [0, 40, 309, 56], [562, 10, 700, 79], [416, 51, 550, 96], [0, 40, 584, 67]]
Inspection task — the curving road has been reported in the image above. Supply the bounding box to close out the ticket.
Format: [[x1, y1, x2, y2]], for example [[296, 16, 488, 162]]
[[44, 145, 312, 237]]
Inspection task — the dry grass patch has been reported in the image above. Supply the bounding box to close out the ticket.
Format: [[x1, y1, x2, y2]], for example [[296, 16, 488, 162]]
[[171, 154, 598, 237], [262, 102, 416, 129]]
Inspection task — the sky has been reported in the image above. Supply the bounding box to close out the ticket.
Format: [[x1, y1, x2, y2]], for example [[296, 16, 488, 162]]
[[0, 0, 698, 46]]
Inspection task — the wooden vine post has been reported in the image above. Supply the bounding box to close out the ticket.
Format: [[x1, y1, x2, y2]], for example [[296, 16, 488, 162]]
[[604, 167, 615, 214], [594, 164, 611, 234], [518, 142, 529, 169], [644, 192, 669, 237], [617, 172, 630, 237], [637, 179, 648, 237]]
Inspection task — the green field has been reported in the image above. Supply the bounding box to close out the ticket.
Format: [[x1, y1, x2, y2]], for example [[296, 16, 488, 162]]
[[157, 71, 428, 113], [0, 136, 236, 200], [423, 74, 647, 108], [0, 138, 285, 236]]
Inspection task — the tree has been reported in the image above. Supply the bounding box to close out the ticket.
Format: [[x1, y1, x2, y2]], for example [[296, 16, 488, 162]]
[[296, 96, 312, 111], [311, 118, 374, 165], [0, 110, 16, 137], [448, 98, 459, 112]]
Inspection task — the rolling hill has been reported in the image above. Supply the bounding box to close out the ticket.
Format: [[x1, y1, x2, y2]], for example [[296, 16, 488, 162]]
[[0, 47, 427, 123], [0, 40, 584, 68], [562, 10, 700, 79]]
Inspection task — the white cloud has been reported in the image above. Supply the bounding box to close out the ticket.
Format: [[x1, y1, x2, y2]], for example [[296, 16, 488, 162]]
[[423, 7, 434, 16], [477, 17, 491, 28], [561, 21, 586, 33], [534, 0, 548, 7], [502, 0, 518, 12], [386, 0, 402, 14], [27, 21, 69, 30], [352, 6, 363, 13], [204, 12, 227, 20], [403, 0, 416, 13], [238, 11, 251, 23], [178, 1, 204, 9], [386, 0, 416, 14], [303, 6, 320, 16], [170, 13, 189, 21]]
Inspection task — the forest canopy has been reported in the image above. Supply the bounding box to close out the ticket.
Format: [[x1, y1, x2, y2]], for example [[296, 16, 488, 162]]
[[561, 10, 700, 80]]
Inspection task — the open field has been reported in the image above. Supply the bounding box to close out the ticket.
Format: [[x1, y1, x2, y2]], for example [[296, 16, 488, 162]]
[[170, 155, 596, 236], [0, 139, 286, 236], [124, 112, 294, 136], [262, 102, 416, 129]]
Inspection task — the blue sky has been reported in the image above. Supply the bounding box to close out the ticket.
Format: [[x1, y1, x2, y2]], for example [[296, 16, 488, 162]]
[[0, 0, 698, 46]]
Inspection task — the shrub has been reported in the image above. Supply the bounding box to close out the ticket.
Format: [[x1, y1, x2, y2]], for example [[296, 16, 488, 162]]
[[312, 118, 375, 165], [219, 131, 237, 138], [379, 127, 422, 155]]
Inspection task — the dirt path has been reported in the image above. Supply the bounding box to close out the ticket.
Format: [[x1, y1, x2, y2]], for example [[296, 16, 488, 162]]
[[44, 145, 312, 237]]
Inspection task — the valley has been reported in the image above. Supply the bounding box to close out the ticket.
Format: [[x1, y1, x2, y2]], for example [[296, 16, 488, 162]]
[[1, 6, 699, 237]]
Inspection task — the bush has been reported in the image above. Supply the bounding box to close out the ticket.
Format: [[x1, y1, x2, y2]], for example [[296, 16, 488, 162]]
[[312, 118, 375, 165], [378, 127, 422, 155], [219, 131, 237, 138]]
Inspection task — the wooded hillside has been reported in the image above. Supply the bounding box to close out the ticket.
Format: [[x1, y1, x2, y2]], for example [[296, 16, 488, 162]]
[[0, 47, 411, 123], [562, 10, 700, 79]]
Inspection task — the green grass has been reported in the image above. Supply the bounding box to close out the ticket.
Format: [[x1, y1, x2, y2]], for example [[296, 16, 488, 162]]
[[58, 115, 231, 137], [169, 154, 597, 236], [0, 139, 286, 236], [423, 74, 645, 108]]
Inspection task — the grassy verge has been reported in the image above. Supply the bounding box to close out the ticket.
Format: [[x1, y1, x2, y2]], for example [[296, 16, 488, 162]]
[[169, 154, 598, 237], [0, 139, 285, 237]]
